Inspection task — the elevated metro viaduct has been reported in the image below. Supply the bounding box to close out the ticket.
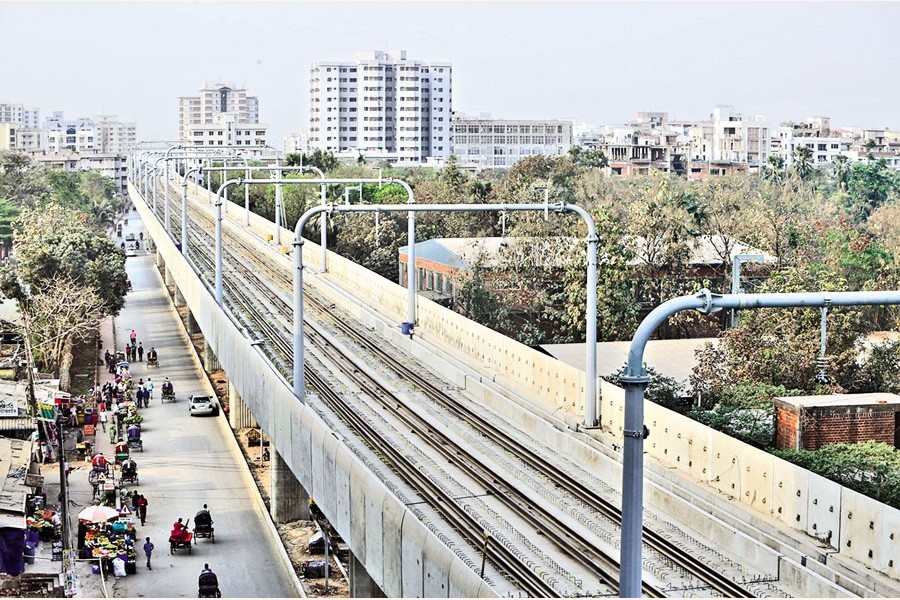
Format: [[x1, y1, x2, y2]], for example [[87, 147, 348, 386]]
[[128, 169, 900, 599]]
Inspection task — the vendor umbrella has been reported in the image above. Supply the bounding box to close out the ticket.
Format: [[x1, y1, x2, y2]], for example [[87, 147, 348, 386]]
[[77, 505, 120, 523], [117, 362, 130, 368]]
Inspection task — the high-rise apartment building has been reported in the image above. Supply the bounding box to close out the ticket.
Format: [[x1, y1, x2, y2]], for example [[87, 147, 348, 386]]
[[0, 102, 40, 128], [308, 50, 452, 164], [178, 81, 266, 146]]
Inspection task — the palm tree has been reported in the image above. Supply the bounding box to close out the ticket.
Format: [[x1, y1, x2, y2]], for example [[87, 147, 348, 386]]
[[762, 155, 785, 183], [831, 155, 850, 191], [792, 145, 814, 179]]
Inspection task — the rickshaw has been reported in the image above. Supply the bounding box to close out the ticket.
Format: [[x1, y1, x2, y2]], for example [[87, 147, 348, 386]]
[[114, 440, 130, 464], [170, 519, 193, 554], [146, 352, 159, 368], [119, 457, 139, 485], [161, 380, 175, 403], [193, 509, 215, 543], [126, 424, 143, 452]]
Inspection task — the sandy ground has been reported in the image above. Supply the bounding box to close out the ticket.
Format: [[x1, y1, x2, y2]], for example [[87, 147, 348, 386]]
[[173, 303, 350, 597]]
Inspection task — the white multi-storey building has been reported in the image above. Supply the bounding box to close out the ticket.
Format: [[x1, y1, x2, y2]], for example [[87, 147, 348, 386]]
[[451, 113, 573, 168], [186, 112, 267, 148], [0, 102, 40, 128], [92, 115, 137, 155], [42, 112, 99, 154], [284, 130, 305, 154], [709, 105, 769, 168], [28, 152, 128, 192], [179, 81, 265, 145], [308, 50, 452, 164]]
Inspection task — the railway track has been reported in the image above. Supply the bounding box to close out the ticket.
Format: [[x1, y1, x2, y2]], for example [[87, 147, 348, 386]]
[[150, 177, 762, 597]]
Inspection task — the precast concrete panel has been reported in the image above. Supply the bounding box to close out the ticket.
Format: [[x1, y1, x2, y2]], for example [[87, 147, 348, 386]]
[[333, 447, 353, 542], [381, 499, 406, 597], [656, 405, 711, 484], [879, 504, 900, 580], [423, 534, 454, 597], [319, 433, 340, 521], [735, 440, 774, 512], [772, 458, 809, 531], [600, 380, 626, 439], [400, 512, 428, 597], [348, 462, 367, 562], [707, 434, 744, 501], [839, 487, 886, 572], [308, 418, 328, 506], [807, 471, 842, 547], [292, 404, 316, 487]]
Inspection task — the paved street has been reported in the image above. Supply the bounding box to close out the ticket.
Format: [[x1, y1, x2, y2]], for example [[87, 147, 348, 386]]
[[69, 208, 299, 597]]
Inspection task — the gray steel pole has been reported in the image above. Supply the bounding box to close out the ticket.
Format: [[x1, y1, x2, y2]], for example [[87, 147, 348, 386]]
[[274, 160, 282, 245], [618, 288, 900, 597], [245, 160, 251, 226]]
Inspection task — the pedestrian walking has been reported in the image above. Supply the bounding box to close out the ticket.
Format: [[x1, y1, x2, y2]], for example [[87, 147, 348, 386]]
[[137, 342, 144, 362], [125, 344, 131, 361], [145, 378, 153, 401], [131, 490, 140, 514], [136, 388, 145, 409], [99, 410, 107, 432], [129, 329, 137, 347], [142, 537, 154, 570], [137, 494, 148, 526], [108, 420, 117, 444]]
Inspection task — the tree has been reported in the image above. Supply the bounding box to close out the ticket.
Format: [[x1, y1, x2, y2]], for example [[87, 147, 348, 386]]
[[761, 155, 786, 184], [285, 149, 339, 174], [20, 276, 107, 376], [568, 146, 609, 169], [844, 158, 898, 224], [2, 205, 128, 316], [791, 145, 814, 180], [0, 151, 50, 208], [831, 155, 850, 191]]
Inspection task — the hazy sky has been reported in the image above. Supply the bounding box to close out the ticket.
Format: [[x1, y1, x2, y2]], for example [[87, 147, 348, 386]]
[[1, 2, 897, 146]]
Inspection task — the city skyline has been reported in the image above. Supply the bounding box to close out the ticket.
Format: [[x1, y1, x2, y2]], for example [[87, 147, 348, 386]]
[[1, 2, 898, 146]]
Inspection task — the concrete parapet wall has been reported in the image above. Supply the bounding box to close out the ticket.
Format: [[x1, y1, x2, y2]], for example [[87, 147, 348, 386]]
[[130, 182, 496, 598], [600, 379, 900, 582]]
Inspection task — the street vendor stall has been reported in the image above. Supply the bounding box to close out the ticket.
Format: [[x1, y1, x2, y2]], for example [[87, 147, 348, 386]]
[[78, 506, 137, 575]]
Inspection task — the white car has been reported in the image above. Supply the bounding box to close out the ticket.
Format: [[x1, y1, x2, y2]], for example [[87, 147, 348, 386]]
[[188, 394, 219, 417]]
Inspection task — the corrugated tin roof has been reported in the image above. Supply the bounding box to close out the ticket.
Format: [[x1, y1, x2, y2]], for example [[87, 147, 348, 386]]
[[0, 437, 31, 526], [400, 237, 581, 269], [401, 235, 775, 270]]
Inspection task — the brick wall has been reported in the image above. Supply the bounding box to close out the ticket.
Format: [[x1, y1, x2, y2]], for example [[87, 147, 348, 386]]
[[776, 407, 799, 450], [801, 406, 897, 451]]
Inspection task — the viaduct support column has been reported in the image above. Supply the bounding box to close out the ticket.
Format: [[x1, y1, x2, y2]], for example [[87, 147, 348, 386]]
[[203, 343, 220, 372], [350, 553, 384, 598], [186, 310, 201, 335], [270, 449, 308, 523], [164, 266, 174, 290], [174, 286, 186, 308], [156, 251, 165, 270], [227, 382, 257, 429]]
